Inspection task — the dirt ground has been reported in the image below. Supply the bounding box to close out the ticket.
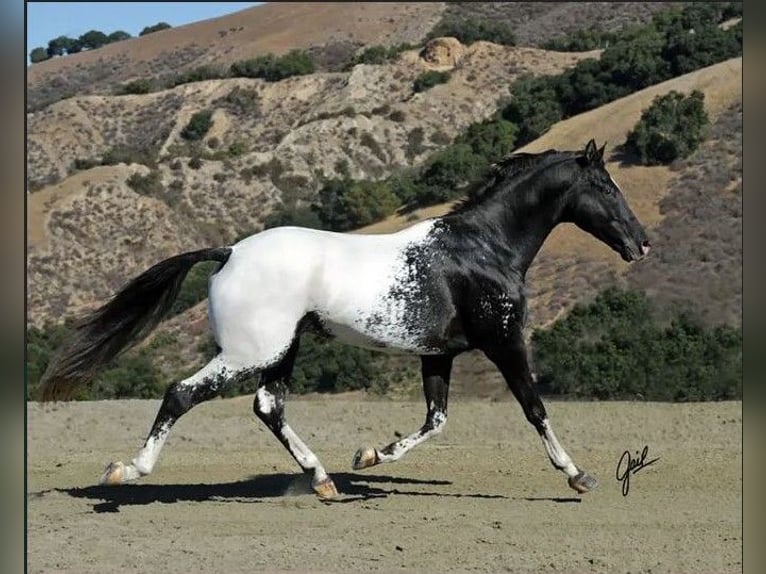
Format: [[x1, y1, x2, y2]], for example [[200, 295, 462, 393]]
[[27, 397, 742, 573]]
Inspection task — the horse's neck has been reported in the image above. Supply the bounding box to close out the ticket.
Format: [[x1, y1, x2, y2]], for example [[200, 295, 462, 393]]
[[462, 179, 567, 276]]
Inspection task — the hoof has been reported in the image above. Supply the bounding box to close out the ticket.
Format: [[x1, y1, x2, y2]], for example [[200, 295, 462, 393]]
[[568, 470, 598, 493], [352, 446, 378, 470], [99, 461, 126, 486], [312, 476, 339, 500]]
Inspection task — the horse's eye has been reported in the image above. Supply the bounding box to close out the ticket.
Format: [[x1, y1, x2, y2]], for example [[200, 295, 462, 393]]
[[603, 185, 614, 196]]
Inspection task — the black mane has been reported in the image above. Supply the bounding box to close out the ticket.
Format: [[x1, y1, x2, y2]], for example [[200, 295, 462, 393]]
[[449, 149, 575, 214]]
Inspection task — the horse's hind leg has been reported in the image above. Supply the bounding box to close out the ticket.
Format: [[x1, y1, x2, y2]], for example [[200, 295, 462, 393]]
[[252, 338, 338, 499], [99, 354, 249, 485], [353, 354, 453, 469]]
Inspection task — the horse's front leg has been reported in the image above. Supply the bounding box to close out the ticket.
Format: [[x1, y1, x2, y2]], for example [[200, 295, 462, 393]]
[[484, 328, 597, 494], [352, 354, 453, 469]]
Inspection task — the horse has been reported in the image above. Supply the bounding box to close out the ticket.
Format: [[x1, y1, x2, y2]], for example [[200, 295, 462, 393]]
[[38, 139, 650, 500]]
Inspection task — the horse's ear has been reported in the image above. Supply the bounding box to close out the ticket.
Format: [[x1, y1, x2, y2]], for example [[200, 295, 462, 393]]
[[598, 142, 607, 161], [584, 139, 598, 163]]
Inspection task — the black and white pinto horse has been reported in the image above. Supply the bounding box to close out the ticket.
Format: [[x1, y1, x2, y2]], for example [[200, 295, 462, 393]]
[[40, 139, 650, 499]]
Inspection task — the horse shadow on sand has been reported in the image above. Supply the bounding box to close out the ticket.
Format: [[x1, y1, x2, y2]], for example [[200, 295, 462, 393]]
[[38, 472, 581, 512]]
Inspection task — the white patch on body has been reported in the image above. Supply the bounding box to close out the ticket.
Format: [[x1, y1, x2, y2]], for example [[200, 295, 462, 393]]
[[208, 220, 440, 367], [254, 386, 276, 415]]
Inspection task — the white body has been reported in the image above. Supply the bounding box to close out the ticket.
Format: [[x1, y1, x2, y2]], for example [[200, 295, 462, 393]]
[[208, 220, 439, 369]]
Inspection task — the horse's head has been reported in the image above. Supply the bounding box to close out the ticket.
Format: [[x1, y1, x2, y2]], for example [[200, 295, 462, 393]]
[[564, 139, 650, 262]]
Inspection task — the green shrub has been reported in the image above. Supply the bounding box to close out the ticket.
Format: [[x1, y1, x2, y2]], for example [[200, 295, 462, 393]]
[[101, 144, 157, 167], [349, 42, 416, 67], [107, 30, 132, 43], [312, 178, 401, 232], [27, 323, 164, 400], [168, 66, 228, 88], [72, 157, 99, 171], [456, 118, 517, 164], [543, 27, 620, 51], [419, 143, 487, 196], [169, 261, 218, 316], [413, 70, 451, 93], [531, 288, 741, 401], [29, 47, 50, 63], [263, 204, 325, 230], [181, 110, 214, 141], [290, 335, 383, 394], [117, 78, 154, 95], [126, 170, 163, 197], [139, 22, 172, 36], [502, 3, 742, 147], [625, 90, 709, 165], [230, 50, 315, 81], [428, 16, 516, 46]]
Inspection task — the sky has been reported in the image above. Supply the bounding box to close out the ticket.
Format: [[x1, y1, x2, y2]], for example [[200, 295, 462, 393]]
[[26, 2, 261, 53]]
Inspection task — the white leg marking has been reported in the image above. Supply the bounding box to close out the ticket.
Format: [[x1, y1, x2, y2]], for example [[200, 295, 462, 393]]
[[131, 421, 171, 476], [281, 424, 328, 483], [376, 411, 447, 463], [539, 418, 578, 478], [119, 357, 238, 482]]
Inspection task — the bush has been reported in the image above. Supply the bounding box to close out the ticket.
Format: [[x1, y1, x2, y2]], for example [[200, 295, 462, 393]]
[[313, 178, 401, 232], [349, 43, 416, 67], [290, 335, 383, 394], [625, 90, 709, 165], [168, 66, 228, 88], [140, 22, 172, 36], [263, 204, 325, 230], [531, 288, 741, 401], [29, 47, 50, 63], [428, 16, 516, 46], [230, 50, 315, 81], [543, 27, 620, 51], [169, 262, 218, 316], [420, 143, 487, 196], [107, 30, 132, 43], [456, 118, 517, 164], [27, 323, 164, 400], [127, 170, 164, 197], [101, 144, 157, 167], [502, 3, 742, 147], [72, 157, 99, 171], [117, 78, 154, 95], [181, 110, 214, 141], [413, 70, 451, 93]]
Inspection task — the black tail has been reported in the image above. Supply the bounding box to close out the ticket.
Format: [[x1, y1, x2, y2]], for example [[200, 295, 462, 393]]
[[37, 247, 232, 401]]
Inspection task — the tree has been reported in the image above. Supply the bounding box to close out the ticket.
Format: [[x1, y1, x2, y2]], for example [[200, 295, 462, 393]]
[[419, 144, 486, 201], [78, 30, 109, 50], [230, 50, 315, 81], [46, 36, 75, 57], [107, 30, 132, 43], [139, 22, 172, 36], [531, 288, 741, 401], [625, 90, 709, 165], [429, 16, 516, 46], [29, 47, 49, 63], [181, 110, 214, 141], [456, 118, 517, 163], [502, 75, 563, 146]]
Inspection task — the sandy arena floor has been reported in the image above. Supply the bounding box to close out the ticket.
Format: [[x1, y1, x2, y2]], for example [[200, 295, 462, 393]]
[[27, 397, 742, 573]]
